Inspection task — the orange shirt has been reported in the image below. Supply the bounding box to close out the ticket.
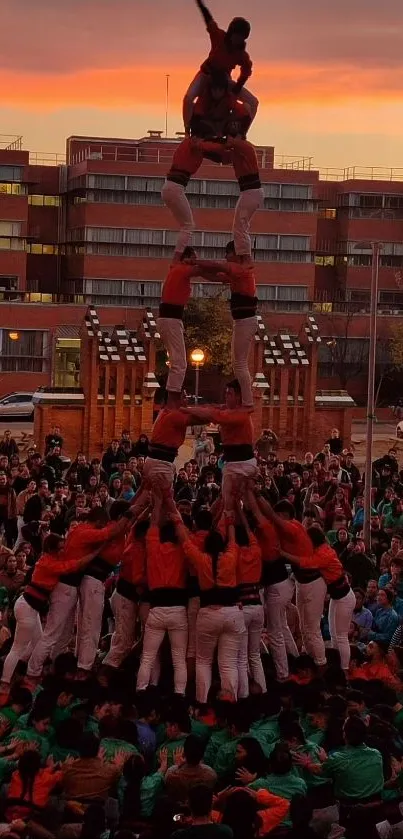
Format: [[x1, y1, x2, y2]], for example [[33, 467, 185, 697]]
[[201, 20, 253, 85], [7, 768, 63, 820], [151, 408, 189, 453], [207, 408, 254, 448], [257, 520, 280, 563], [161, 264, 195, 307], [298, 542, 344, 584], [182, 538, 238, 591], [213, 789, 289, 837], [28, 550, 87, 594], [274, 518, 313, 562], [120, 533, 147, 587], [146, 526, 187, 590], [237, 533, 262, 585], [63, 521, 115, 563], [349, 662, 400, 689]]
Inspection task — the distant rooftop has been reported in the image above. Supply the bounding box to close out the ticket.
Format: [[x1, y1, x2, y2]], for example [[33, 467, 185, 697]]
[[2, 130, 403, 181]]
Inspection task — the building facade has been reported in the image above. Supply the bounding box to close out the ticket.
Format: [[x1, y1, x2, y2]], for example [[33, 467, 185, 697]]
[[0, 132, 402, 403]]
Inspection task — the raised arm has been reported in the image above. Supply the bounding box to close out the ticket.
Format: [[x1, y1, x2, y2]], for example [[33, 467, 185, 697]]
[[195, 0, 213, 26]]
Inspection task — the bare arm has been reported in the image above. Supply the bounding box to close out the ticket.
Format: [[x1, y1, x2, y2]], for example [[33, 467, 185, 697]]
[[195, 0, 213, 25]]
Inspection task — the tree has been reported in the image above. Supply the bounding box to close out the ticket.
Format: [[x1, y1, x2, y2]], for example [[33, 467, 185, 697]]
[[390, 323, 403, 370], [183, 294, 233, 375], [322, 308, 369, 390]]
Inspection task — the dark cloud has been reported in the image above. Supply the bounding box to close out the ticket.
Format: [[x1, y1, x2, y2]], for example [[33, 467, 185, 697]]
[[1, 0, 403, 75]]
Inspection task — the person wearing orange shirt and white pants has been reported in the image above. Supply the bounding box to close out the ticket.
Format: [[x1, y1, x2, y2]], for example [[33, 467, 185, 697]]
[[136, 491, 189, 695], [174, 502, 245, 703], [231, 137, 264, 257], [142, 393, 191, 490], [183, 380, 257, 510], [282, 525, 355, 673], [247, 492, 299, 682], [157, 249, 222, 397], [2, 533, 107, 687], [235, 501, 266, 697]]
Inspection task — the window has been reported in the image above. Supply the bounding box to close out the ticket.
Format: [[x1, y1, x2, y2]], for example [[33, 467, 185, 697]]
[[125, 229, 164, 245], [88, 174, 125, 190], [83, 279, 162, 306], [0, 238, 25, 251], [281, 185, 312, 199], [0, 222, 21, 237], [0, 166, 23, 183], [256, 285, 308, 310], [0, 330, 48, 372], [28, 195, 60, 206], [27, 243, 58, 255], [86, 227, 124, 243], [279, 235, 310, 251], [315, 255, 335, 266], [319, 208, 337, 219], [0, 183, 26, 195]]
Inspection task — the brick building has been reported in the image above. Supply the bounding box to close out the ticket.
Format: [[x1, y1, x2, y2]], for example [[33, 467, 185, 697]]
[[0, 131, 403, 404]]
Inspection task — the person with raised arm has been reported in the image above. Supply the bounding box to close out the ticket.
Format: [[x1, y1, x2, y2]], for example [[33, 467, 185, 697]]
[[183, 0, 257, 133]]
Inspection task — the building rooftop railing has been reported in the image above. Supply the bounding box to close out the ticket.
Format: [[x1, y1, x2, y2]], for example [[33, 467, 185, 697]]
[[0, 134, 23, 151], [29, 151, 67, 166]]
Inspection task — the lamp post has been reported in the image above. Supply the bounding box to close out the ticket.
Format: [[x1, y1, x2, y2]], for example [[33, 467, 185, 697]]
[[354, 241, 382, 549], [190, 348, 205, 404]]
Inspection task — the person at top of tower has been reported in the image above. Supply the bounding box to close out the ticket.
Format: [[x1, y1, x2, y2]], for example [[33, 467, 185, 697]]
[[183, 0, 258, 134], [162, 72, 253, 259]]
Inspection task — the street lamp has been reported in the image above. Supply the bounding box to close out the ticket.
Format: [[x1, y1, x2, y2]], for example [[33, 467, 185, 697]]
[[190, 348, 205, 404], [353, 241, 382, 549], [8, 331, 19, 341]]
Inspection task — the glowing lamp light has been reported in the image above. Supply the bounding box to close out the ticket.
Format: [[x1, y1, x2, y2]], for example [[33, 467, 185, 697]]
[[190, 348, 205, 365], [8, 331, 19, 341]]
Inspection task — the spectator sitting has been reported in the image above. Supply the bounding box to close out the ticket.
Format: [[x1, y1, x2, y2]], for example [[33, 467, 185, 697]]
[[368, 588, 399, 644], [165, 734, 217, 804]]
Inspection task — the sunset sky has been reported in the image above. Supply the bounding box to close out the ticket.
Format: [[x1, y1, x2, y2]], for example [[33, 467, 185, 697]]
[[2, 0, 403, 170]]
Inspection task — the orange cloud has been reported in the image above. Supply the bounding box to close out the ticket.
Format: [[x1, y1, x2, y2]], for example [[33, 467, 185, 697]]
[[3, 62, 403, 111]]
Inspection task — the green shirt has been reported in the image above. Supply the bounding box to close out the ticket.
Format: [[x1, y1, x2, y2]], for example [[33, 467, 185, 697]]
[[204, 728, 231, 769], [158, 736, 187, 769], [213, 737, 242, 779], [324, 744, 384, 799], [294, 742, 329, 788], [250, 716, 280, 746], [191, 719, 211, 745], [0, 707, 18, 739], [100, 737, 138, 762], [250, 772, 307, 827]]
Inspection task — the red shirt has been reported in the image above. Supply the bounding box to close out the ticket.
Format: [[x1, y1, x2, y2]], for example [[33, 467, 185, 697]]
[[151, 408, 189, 452], [237, 533, 262, 585], [161, 264, 195, 307], [207, 408, 254, 448], [224, 261, 256, 297], [201, 20, 253, 86], [146, 526, 187, 590]]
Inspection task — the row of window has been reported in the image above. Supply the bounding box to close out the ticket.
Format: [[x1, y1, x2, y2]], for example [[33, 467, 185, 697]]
[[0, 329, 48, 373], [75, 173, 314, 200], [339, 193, 403, 209], [64, 242, 313, 263], [0, 183, 27, 196], [68, 227, 311, 251], [71, 190, 316, 213]]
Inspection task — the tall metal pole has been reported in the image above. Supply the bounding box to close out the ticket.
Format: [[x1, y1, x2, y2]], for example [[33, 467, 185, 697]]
[[363, 242, 381, 549], [165, 74, 170, 138], [195, 363, 200, 404]]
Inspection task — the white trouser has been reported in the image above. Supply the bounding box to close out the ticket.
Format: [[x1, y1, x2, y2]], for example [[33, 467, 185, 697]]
[[222, 458, 257, 509], [296, 577, 327, 666], [103, 591, 138, 669], [161, 181, 194, 256], [231, 316, 258, 406], [196, 605, 245, 703], [2, 596, 43, 684], [183, 71, 259, 127], [27, 582, 78, 677], [136, 605, 188, 694], [142, 457, 176, 488], [233, 188, 264, 256], [14, 516, 25, 549], [329, 588, 356, 671], [238, 603, 266, 698], [156, 317, 186, 393], [264, 577, 299, 681], [76, 576, 105, 671], [187, 596, 200, 659]]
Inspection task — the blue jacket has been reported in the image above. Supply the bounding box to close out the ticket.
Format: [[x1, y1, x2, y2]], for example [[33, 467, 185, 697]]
[[369, 606, 399, 643]]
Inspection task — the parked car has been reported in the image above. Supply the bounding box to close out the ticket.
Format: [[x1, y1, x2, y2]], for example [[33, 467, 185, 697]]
[[0, 392, 34, 420]]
